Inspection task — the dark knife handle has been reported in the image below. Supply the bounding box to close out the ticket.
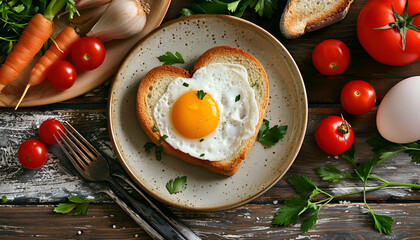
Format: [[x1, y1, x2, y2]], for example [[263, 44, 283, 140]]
[[111, 174, 201, 240], [107, 176, 188, 240], [100, 188, 165, 240]]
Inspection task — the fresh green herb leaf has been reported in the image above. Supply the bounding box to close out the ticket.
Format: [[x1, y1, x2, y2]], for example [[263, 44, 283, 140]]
[[257, 119, 288, 146], [272, 196, 308, 226], [379, 151, 396, 162], [288, 176, 321, 200], [408, 149, 420, 162], [355, 159, 375, 182], [158, 51, 184, 65], [315, 164, 353, 183], [13, 4, 25, 13], [144, 141, 156, 154], [251, 82, 257, 87], [53, 195, 107, 215], [27, 157, 32, 162], [258, 119, 270, 139], [74, 202, 89, 215], [200, 153, 205, 157], [183, 82, 189, 87], [153, 125, 159, 132], [155, 146, 162, 161], [235, 95, 240, 102], [370, 213, 393, 234], [302, 211, 318, 233], [179, 8, 194, 17], [227, 0, 240, 12], [195, 90, 207, 100], [199, 138, 204, 142], [250, 0, 278, 18], [53, 203, 77, 214], [158, 135, 168, 144], [166, 176, 187, 194], [1, 195, 7, 204], [68, 195, 87, 204]]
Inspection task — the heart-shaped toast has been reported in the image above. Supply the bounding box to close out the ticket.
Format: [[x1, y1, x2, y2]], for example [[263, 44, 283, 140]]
[[136, 46, 269, 176]]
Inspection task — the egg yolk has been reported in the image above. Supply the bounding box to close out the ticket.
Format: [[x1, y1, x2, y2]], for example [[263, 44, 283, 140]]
[[171, 91, 219, 139]]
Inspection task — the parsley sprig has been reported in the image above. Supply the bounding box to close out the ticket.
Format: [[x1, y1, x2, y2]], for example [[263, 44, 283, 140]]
[[53, 195, 108, 215], [257, 119, 288, 146], [195, 90, 207, 100], [180, 0, 279, 18], [273, 135, 420, 234], [158, 51, 184, 65], [166, 176, 187, 194]]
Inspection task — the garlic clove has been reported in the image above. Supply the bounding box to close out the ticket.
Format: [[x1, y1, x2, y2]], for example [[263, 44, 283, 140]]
[[86, 0, 147, 42]]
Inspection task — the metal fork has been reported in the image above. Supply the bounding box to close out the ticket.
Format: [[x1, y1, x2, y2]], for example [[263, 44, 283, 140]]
[[54, 122, 200, 240]]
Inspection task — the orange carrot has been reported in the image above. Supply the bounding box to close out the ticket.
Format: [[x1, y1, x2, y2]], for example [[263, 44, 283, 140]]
[[14, 26, 80, 110], [29, 26, 80, 86], [0, 13, 53, 91]]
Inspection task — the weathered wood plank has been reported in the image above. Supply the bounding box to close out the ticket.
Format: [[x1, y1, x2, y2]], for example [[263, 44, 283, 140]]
[[0, 203, 418, 239], [0, 110, 110, 203], [1, 108, 418, 203]]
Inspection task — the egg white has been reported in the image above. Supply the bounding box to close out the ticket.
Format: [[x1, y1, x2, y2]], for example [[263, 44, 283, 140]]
[[153, 63, 259, 161]]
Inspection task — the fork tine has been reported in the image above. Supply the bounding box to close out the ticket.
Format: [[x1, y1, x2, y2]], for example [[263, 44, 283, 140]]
[[63, 121, 101, 159], [61, 125, 97, 161], [54, 132, 88, 170], [57, 130, 89, 170]]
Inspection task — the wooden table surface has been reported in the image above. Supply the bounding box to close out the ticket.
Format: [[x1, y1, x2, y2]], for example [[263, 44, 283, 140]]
[[1, 0, 419, 239]]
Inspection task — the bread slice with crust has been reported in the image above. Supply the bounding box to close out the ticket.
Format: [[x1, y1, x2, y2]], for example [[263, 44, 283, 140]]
[[280, 0, 353, 39], [136, 46, 269, 176]]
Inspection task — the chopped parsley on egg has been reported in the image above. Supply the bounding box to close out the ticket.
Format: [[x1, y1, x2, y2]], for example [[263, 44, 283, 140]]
[[158, 135, 168, 144], [195, 90, 207, 100]]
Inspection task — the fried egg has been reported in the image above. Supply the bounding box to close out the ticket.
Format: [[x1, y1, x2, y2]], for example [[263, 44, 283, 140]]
[[153, 63, 259, 161]]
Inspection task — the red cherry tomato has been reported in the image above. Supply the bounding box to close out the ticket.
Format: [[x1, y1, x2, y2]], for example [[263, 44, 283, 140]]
[[18, 139, 48, 169], [341, 80, 376, 115], [312, 39, 350, 75], [357, 0, 420, 65], [71, 36, 106, 71], [47, 60, 77, 90], [315, 116, 354, 155], [39, 119, 66, 145]]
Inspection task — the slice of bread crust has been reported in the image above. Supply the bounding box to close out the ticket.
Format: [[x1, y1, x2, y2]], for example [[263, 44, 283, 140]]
[[280, 0, 353, 39], [136, 46, 269, 176]]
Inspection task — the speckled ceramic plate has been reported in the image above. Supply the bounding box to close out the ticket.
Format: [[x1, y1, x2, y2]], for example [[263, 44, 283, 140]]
[[108, 15, 307, 211], [0, 0, 170, 107]]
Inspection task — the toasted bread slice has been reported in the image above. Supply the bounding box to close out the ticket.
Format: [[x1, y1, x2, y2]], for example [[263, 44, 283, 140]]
[[280, 0, 353, 39], [136, 46, 269, 176]]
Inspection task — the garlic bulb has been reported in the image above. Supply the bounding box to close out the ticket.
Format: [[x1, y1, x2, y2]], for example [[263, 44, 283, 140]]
[[86, 0, 147, 42]]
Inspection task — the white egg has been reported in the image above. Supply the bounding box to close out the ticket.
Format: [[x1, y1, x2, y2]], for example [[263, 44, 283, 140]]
[[153, 63, 259, 161], [377, 76, 420, 143]]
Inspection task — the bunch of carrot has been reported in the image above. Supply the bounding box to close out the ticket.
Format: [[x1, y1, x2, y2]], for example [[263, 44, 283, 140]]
[[0, 0, 80, 109]]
